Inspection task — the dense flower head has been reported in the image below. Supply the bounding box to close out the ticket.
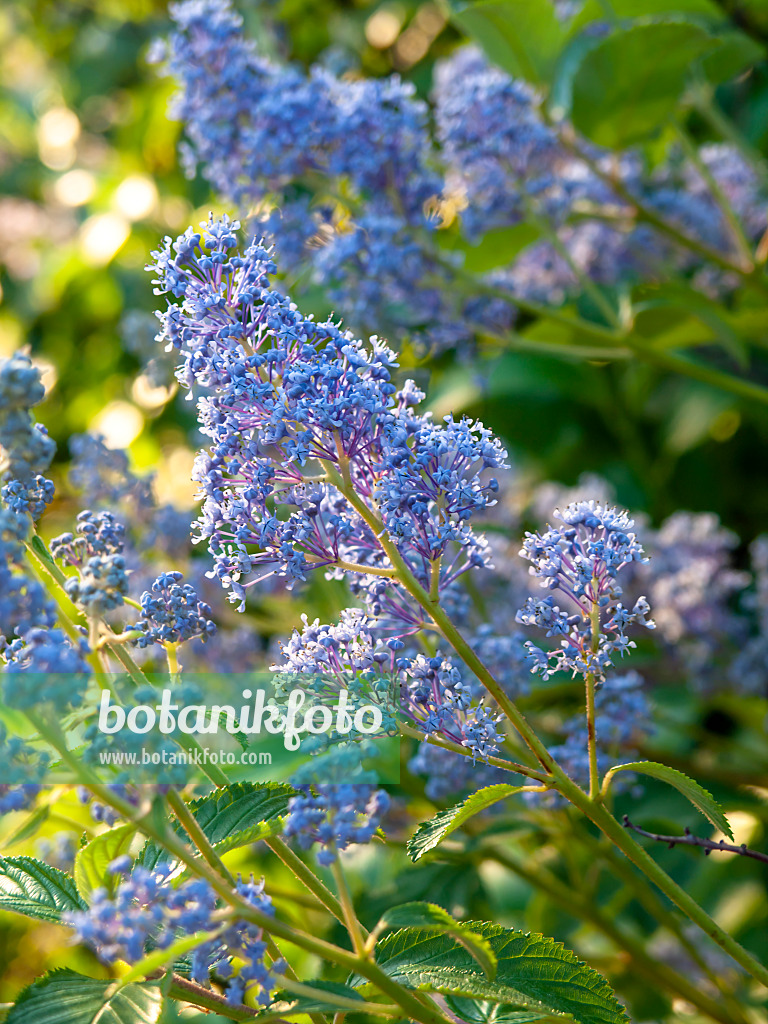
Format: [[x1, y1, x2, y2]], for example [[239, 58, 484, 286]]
[[517, 502, 654, 680], [274, 609, 506, 763], [0, 355, 55, 520], [3, 628, 90, 710], [0, 725, 49, 815], [65, 554, 129, 614], [2, 475, 55, 520], [65, 861, 281, 1006], [51, 510, 126, 566], [134, 570, 216, 647], [730, 535, 768, 694], [283, 784, 390, 865], [149, 217, 503, 618], [0, 506, 56, 644]]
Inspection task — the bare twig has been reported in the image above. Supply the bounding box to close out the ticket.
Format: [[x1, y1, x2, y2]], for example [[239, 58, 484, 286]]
[[622, 816, 768, 865]]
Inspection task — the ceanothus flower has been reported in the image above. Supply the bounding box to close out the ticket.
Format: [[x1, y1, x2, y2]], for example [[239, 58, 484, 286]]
[[283, 784, 390, 866], [0, 353, 55, 486], [51, 510, 126, 566], [155, 4, 768, 351], [65, 554, 128, 615], [134, 571, 216, 647], [274, 608, 506, 764], [3, 627, 90, 711], [149, 217, 503, 621], [516, 501, 655, 680], [0, 506, 56, 644], [65, 861, 282, 1006], [0, 725, 49, 816]]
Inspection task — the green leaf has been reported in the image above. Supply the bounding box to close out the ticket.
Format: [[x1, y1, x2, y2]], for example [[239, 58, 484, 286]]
[[701, 30, 766, 84], [567, 0, 726, 37], [5, 969, 163, 1024], [74, 823, 137, 901], [408, 785, 527, 862], [449, 0, 565, 84], [568, 21, 717, 148], [139, 783, 294, 871], [272, 980, 365, 1014], [440, 224, 540, 274], [378, 902, 497, 979], [0, 856, 86, 924], [445, 995, 550, 1024], [354, 924, 628, 1024], [607, 761, 733, 839]]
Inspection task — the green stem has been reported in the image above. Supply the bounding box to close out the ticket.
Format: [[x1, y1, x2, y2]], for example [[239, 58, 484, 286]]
[[325, 468, 768, 987], [265, 836, 349, 929], [73, 785, 451, 1024], [622, 335, 768, 405], [522, 194, 621, 328], [691, 84, 768, 194], [586, 597, 601, 802], [673, 119, 754, 265], [558, 124, 762, 281], [484, 846, 749, 1024], [331, 855, 367, 957], [168, 975, 266, 1020], [275, 975, 397, 1016], [397, 722, 547, 782], [167, 787, 235, 885]]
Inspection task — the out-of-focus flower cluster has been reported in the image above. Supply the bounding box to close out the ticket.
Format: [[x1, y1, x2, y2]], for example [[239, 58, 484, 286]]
[[66, 859, 283, 1007], [152, 0, 767, 349]]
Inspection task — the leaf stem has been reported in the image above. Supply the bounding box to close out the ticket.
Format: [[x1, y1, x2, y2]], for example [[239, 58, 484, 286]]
[[331, 855, 367, 957]]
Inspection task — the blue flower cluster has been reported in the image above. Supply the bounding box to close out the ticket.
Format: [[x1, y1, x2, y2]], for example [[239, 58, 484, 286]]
[[51, 510, 126, 566], [0, 353, 55, 493], [0, 506, 55, 645], [149, 217, 504, 620], [65, 860, 282, 1006], [153, 1, 767, 350], [0, 725, 49, 816], [134, 571, 216, 647], [3, 628, 90, 710], [516, 501, 655, 680], [275, 608, 505, 763], [283, 784, 390, 866], [64, 553, 128, 615]]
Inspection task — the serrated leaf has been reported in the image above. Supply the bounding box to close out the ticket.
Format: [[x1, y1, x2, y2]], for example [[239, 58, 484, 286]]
[[444, 995, 549, 1024], [0, 856, 86, 924], [378, 902, 497, 979], [408, 785, 526, 862], [272, 980, 365, 1014], [5, 969, 162, 1024], [74, 823, 137, 901], [607, 761, 733, 838], [139, 783, 294, 871], [449, 0, 565, 84], [353, 924, 627, 1024], [569, 21, 718, 148]]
